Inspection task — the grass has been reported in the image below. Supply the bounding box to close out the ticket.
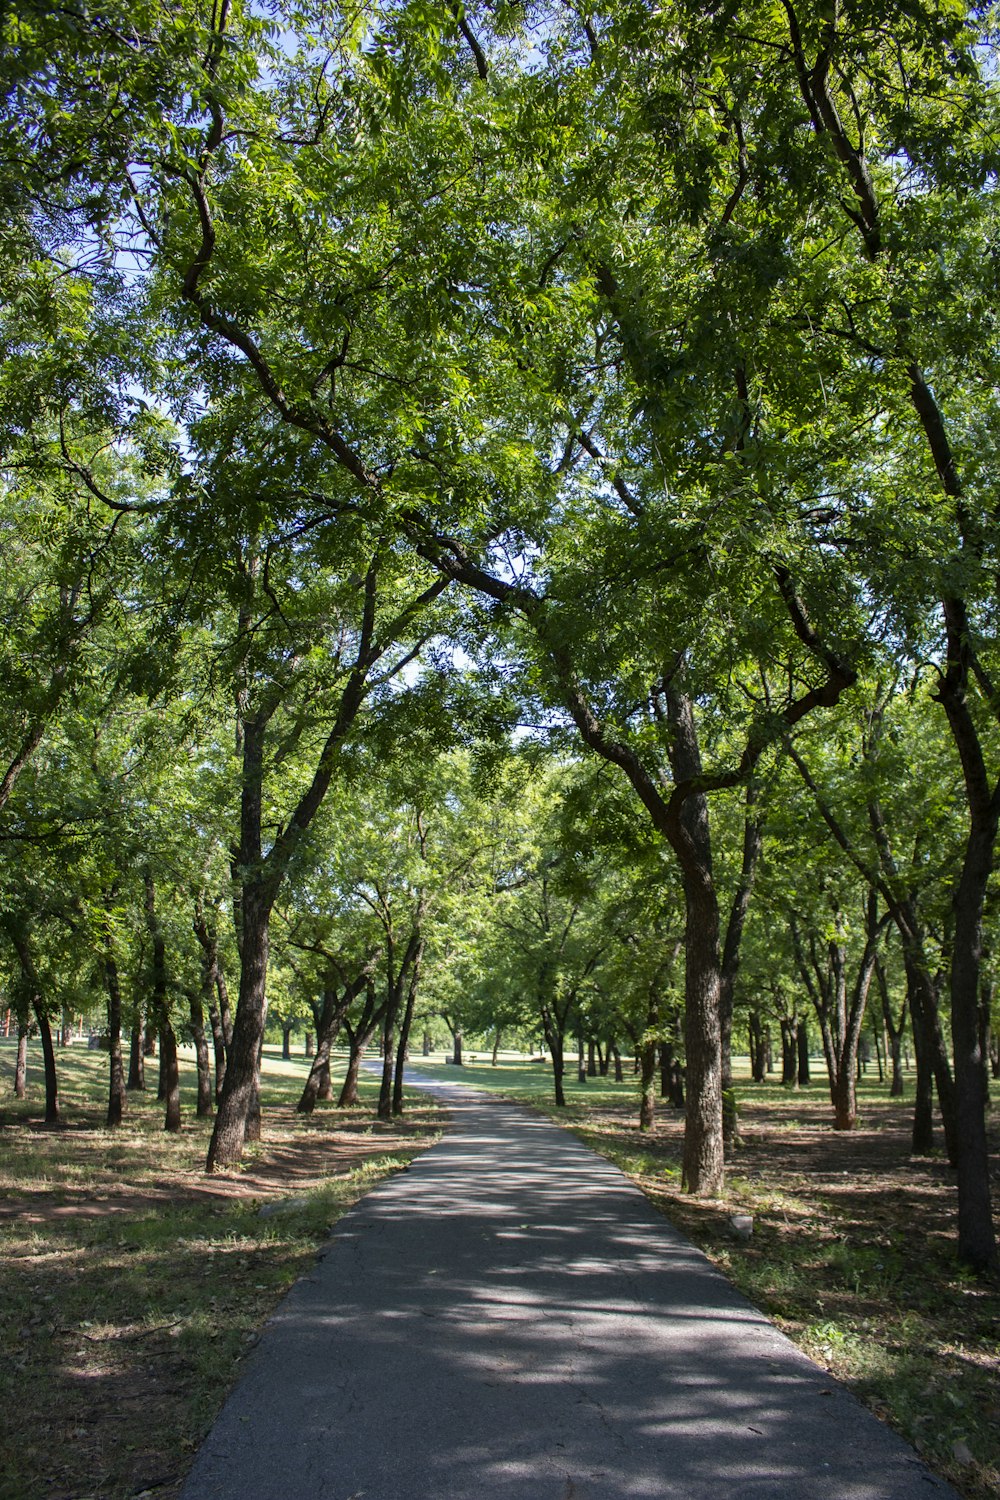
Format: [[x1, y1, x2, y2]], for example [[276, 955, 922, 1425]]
[[0, 1039, 442, 1500], [407, 1052, 1000, 1500]]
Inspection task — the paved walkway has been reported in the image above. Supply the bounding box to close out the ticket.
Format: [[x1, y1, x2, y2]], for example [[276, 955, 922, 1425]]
[[182, 1079, 958, 1500]]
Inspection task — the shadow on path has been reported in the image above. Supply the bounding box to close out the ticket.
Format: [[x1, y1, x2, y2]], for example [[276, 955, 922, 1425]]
[[182, 1082, 958, 1500]]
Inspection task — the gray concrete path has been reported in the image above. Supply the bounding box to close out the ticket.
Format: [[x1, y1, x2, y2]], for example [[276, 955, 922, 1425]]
[[182, 1079, 957, 1500]]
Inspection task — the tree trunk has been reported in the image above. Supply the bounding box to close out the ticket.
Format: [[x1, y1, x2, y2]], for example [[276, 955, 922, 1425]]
[[207, 881, 272, 1171], [910, 1002, 935, 1154], [208, 1000, 227, 1102], [338, 1032, 370, 1107], [639, 990, 659, 1130], [127, 1007, 145, 1091], [780, 1017, 797, 1086], [104, 936, 126, 1128], [13, 1023, 27, 1098], [299, 983, 356, 1114], [31, 1002, 59, 1125], [719, 785, 764, 1093], [188, 989, 214, 1118], [796, 1020, 810, 1086], [244, 1037, 264, 1143], [194, 900, 230, 1102], [145, 871, 179, 1132], [612, 1044, 623, 1083], [281, 1024, 292, 1061], [378, 1017, 395, 1121], [680, 863, 724, 1194], [659, 1041, 671, 1098], [948, 819, 998, 1269], [160, 1021, 181, 1132], [548, 1031, 566, 1108], [393, 937, 424, 1117], [748, 1011, 766, 1083], [905, 954, 955, 1159]]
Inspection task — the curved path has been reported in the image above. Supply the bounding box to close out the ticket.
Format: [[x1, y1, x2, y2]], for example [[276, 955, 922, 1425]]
[[182, 1079, 957, 1500]]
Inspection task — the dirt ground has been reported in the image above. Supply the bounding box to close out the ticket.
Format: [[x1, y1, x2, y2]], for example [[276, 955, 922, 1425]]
[[0, 1101, 442, 1500], [572, 1092, 1000, 1500]]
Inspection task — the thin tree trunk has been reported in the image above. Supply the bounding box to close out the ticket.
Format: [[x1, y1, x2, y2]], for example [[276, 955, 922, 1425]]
[[127, 1006, 145, 1091], [160, 1021, 181, 1132], [145, 873, 179, 1133], [796, 1020, 810, 1086], [719, 785, 764, 1095], [639, 990, 659, 1130], [13, 1023, 28, 1098], [188, 988, 214, 1118], [393, 936, 424, 1117], [104, 928, 126, 1128], [338, 1024, 375, 1108], [298, 980, 360, 1115]]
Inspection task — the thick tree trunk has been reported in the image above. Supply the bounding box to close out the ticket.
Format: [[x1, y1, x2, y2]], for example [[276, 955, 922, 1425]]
[[281, 1024, 292, 1061], [160, 1021, 181, 1132], [33, 1003, 59, 1125], [681, 898, 724, 1192], [949, 822, 998, 1270], [207, 883, 272, 1171]]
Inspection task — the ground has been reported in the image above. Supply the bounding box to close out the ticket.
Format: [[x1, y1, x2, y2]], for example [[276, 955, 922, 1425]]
[[2, 1044, 998, 1500], [0, 1044, 440, 1500]]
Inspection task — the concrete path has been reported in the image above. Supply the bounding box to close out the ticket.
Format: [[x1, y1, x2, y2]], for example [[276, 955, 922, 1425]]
[[182, 1080, 958, 1500]]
